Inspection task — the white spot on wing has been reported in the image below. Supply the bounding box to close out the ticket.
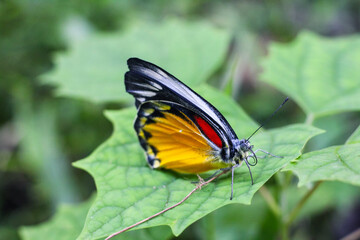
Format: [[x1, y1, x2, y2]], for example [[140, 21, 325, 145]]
[[149, 81, 162, 90], [131, 82, 159, 91], [129, 90, 156, 97]]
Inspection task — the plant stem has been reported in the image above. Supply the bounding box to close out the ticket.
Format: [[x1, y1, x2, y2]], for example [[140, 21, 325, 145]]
[[279, 175, 289, 240], [277, 112, 318, 240], [281, 223, 290, 240], [259, 186, 281, 217], [305, 113, 315, 125], [286, 181, 322, 227]]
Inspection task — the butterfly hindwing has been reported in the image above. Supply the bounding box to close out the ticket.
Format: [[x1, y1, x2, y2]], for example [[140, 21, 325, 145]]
[[135, 101, 230, 173]]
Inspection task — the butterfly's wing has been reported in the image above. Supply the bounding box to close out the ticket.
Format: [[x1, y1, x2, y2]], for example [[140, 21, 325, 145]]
[[125, 58, 238, 157], [135, 100, 230, 173], [125, 58, 238, 169]]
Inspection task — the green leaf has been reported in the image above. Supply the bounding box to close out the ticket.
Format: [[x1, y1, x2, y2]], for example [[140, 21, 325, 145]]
[[0, 227, 18, 240], [42, 19, 230, 103], [111, 226, 172, 240], [73, 85, 323, 239], [14, 95, 80, 204], [207, 193, 271, 240], [345, 125, 360, 144], [19, 196, 94, 240], [19, 195, 172, 240], [261, 31, 360, 117], [203, 181, 360, 240], [286, 181, 360, 222], [284, 125, 360, 187]]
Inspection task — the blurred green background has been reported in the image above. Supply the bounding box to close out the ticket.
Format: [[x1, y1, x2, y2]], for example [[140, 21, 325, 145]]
[[1, 0, 359, 239]]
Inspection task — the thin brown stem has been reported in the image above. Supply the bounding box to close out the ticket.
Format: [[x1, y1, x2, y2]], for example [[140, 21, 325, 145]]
[[105, 169, 230, 240], [305, 113, 315, 125]]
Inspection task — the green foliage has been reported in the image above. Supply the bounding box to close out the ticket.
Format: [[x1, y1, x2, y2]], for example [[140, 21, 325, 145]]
[[261, 31, 360, 117], [19, 195, 172, 240], [19, 196, 95, 240], [2, 2, 360, 239], [35, 28, 359, 240], [284, 125, 360, 187], [201, 193, 273, 240], [261, 31, 360, 188], [73, 85, 322, 239], [193, 181, 360, 240], [14, 96, 80, 205], [346, 125, 360, 144], [42, 20, 230, 103]]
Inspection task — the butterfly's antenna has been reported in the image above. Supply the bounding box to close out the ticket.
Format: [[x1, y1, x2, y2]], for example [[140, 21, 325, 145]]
[[247, 97, 289, 141]]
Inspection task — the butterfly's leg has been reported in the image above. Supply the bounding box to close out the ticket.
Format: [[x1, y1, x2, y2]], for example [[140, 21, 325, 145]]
[[205, 170, 221, 180], [253, 155, 267, 159], [253, 149, 283, 158], [230, 164, 239, 200], [191, 172, 217, 184], [195, 174, 206, 189], [243, 159, 254, 185], [191, 168, 232, 184], [205, 167, 233, 180]]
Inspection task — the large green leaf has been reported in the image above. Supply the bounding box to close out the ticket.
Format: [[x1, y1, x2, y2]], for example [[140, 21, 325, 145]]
[[284, 125, 360, 186], [19, 196, 94, 240], [261, 31, 360, 117], [42, 19, 230, 103], [14, 98, 80, 204], [19, 195, 172, 240], [73, 85, 323, 239]]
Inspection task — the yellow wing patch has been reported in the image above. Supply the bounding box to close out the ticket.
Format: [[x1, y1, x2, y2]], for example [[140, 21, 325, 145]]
[[139, 103, 228, 173]]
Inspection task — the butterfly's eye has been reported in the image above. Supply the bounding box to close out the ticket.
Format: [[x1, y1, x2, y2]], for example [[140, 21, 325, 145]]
[[240, 140, 251, 152]]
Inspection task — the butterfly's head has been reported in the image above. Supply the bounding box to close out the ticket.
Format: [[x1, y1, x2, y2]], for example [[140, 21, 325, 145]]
[[232, 139, 255, 164], [233, 139, 257, 167], [239, 139, 252, 152], [231, 139, 257, 185]]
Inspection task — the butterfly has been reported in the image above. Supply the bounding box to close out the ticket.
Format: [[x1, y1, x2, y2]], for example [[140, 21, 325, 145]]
[[125, 58, 286, 199]]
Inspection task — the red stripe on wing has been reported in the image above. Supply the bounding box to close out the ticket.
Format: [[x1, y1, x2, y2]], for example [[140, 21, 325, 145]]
[[194, 116, 223, 148]]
